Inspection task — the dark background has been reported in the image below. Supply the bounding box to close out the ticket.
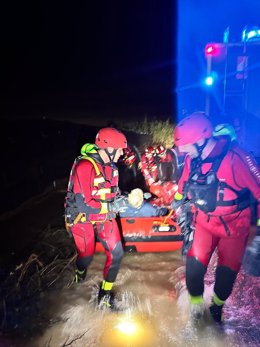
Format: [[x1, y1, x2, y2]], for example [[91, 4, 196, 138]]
[[1, 1, 260, 214], [2, 1, 260, 122], [1, 1, 176, 121], [1, 1, 177, 213]]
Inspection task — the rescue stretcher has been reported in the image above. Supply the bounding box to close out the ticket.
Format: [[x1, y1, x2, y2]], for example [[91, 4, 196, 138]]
[[95, 210, 183, 253]]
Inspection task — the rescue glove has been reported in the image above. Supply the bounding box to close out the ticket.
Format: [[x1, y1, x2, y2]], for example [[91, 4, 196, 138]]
[[172, 197, 191, 213], [171, 199, 183, 211], [144, 192, 152, 200], [108, 196, 128, 213]]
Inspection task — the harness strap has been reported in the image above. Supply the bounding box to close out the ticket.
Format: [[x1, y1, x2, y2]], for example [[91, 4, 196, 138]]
[[65, 154, 118, 224], [219, 216, 231, 236], [83, 156, 101, 175], [188, 141, 251, 213], [67, 155, 101, 193], [217, 186, 251, 210], [219, 181, 225, 202]]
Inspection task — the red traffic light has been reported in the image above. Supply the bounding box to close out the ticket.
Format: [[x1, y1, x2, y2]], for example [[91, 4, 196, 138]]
[[205, 44, 217, 55], [204, 43, 227, 60]]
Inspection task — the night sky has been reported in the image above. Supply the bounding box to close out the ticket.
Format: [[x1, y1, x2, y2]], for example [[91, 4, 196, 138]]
[[1, 1, 176, 121], [2, 1, 260, 123]]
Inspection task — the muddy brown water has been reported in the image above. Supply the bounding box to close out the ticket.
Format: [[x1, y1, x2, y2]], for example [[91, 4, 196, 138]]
[[0, 183, 259, 347], [23, 252, 260, 347]]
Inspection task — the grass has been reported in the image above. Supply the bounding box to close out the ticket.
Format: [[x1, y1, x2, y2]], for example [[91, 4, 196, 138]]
[[121, 116, 175, 149]]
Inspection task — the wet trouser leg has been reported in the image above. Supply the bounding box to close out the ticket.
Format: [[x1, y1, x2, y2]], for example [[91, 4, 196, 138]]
[[96, 219, 124, 283], [186, 223, 218, 297], [71, 223, 95, 271], [76, 255, 93, 271], [214, 231, 248, 301], [214, 266, 238, 301], [104, 242, 124, 282], [186, 256, 207, 297], [186, 218, 249, 301]]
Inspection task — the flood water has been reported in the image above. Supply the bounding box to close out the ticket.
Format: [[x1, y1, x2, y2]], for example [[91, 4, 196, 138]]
[[29, 251, 259, 347], [1, 184, 259, 347]]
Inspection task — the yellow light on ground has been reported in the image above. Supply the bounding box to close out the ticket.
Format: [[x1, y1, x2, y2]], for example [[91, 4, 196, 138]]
[[115, 319, 138, 335], [101, 312, 157, 347]]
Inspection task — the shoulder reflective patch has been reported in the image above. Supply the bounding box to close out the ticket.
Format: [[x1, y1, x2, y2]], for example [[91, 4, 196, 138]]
[[245, 155, 260, 180]]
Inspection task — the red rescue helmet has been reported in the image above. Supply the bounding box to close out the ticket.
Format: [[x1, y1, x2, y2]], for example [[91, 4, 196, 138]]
[[155, 145, 166, 155], [173, 112, 213, 146], [145, 145, 155, 155], [95, 127, 127, 149]]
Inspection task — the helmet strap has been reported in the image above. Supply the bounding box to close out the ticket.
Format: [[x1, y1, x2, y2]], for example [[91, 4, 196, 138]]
[[194, 138, 209, 159], [104, 148, 117, 162]]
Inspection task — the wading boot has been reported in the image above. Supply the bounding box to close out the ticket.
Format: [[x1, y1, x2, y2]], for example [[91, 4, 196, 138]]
[[209, 293, 225, 323], [209, 303, 223, 323], [97, 280, 115, 310], [74, 268, 86, 283], [190, 302, 205, 321], [98, 289, 115, 309], [190, 295, 205, 321]]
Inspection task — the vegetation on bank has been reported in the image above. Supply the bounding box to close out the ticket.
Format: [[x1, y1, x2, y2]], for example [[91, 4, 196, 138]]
[[121, 116, 175, 149], [0, 225, 76, 337]]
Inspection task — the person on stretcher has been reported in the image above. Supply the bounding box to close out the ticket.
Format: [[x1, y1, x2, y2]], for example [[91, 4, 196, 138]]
[[115, 188, 168, 218]]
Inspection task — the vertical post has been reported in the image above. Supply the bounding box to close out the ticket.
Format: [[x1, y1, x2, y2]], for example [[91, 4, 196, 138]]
[[205, 55, 212, 116], [223, 26, 230, 111], [241, 41, 248, 147]]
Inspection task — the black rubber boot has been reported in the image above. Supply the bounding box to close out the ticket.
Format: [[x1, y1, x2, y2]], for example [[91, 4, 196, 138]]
[[209, 303, 223, 323], [74, 268, 86, 283], [97, 287, 115, 310]]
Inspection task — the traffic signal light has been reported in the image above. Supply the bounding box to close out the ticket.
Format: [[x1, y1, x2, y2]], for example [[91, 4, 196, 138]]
[[205, 75, 214, 86], [203, 72, 218, 88], [204, 43, 227, 61]]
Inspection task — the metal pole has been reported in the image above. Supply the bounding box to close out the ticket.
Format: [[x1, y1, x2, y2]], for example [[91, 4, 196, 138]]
[[205, 55, 212, 116]]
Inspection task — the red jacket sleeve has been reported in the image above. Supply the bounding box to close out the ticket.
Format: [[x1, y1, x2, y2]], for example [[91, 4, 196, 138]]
[[140, 154, 154, 183], [231, 147, 260, 219]]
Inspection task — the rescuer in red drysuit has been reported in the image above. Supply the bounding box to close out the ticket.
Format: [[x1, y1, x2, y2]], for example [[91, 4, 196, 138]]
[[118, 146, 139, 192], [140, 145, 158, 187], [64, 128, 127, 309], [151, 145, 179, 205], [155, 145, 179, 183], [172, 112, 260, 323], [122, 146, 137, 168], [140, 145, 178, 206]]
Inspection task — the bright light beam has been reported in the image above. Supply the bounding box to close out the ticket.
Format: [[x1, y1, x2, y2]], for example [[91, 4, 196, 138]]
[[205, 76, 214, 86], [114, 320, 138, 335]]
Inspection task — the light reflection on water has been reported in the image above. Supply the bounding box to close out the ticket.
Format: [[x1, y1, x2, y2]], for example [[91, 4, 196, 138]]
[[34, 251, 260, 347]]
